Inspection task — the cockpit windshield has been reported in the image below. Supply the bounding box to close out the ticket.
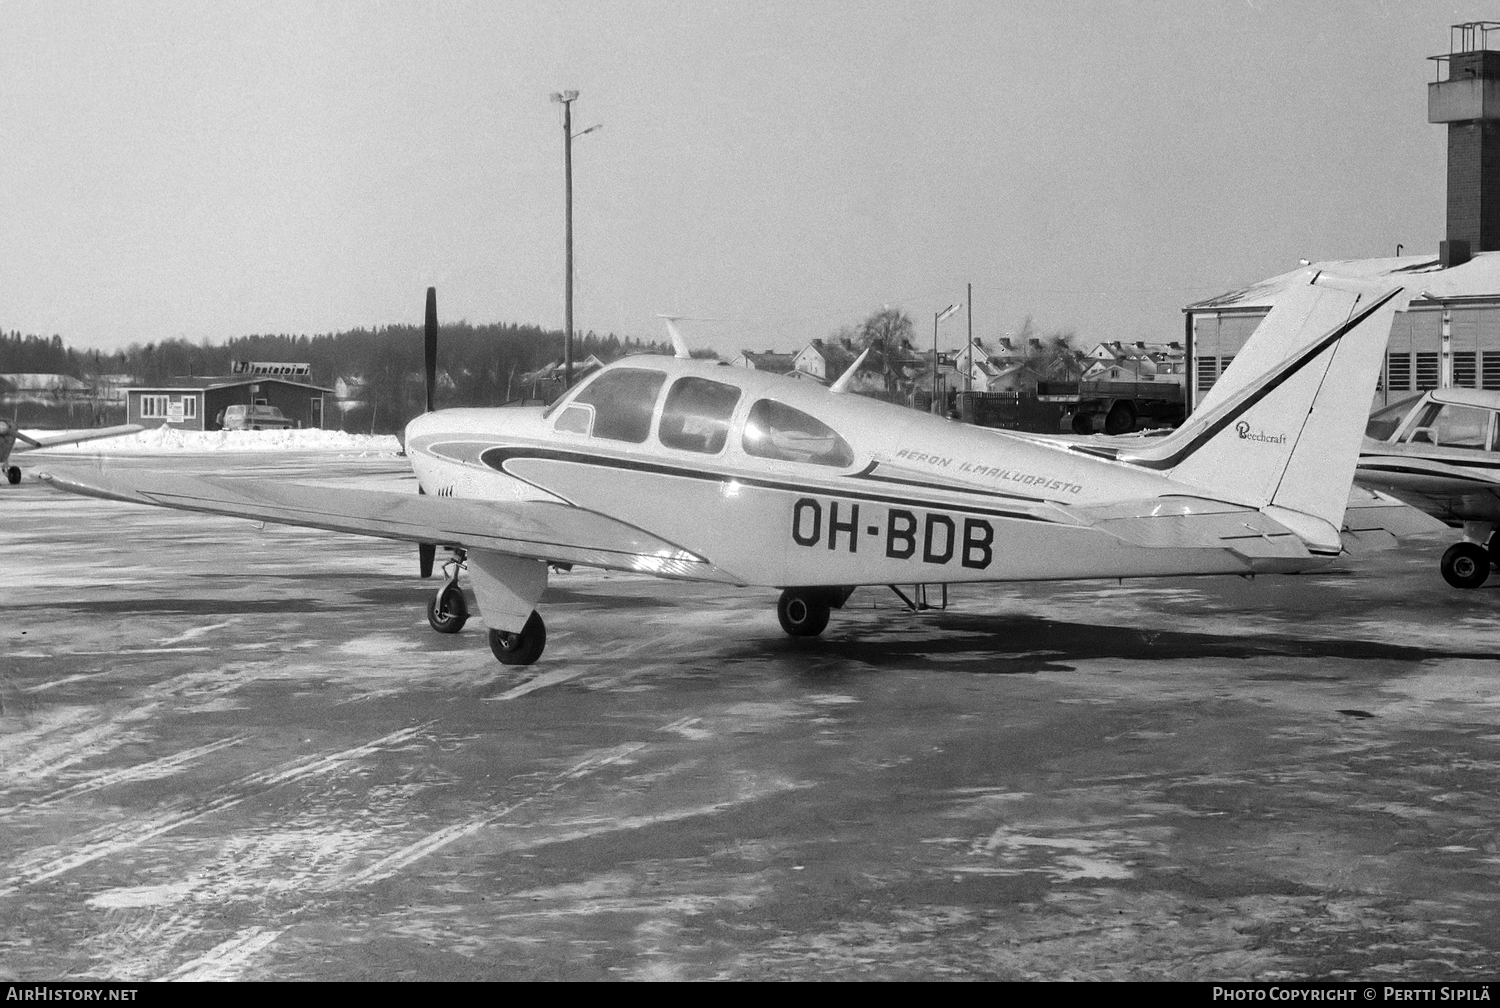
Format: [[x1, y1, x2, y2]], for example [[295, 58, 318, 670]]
[[1365, 393, 1423, 441], [1400, 401, 1495, 451], [742, 399, 854, 467], [551, 367, 666, 444]]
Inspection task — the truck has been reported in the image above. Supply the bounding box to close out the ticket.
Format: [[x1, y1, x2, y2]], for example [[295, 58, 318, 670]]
[[216, 404, 296, 431], [1034, 379, 1185, 435]]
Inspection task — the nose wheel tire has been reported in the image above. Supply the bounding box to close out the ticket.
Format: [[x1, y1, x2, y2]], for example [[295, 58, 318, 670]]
[[488, 611, 547, 665], [426, 583, 469, 633], [777, 589, 831, 637], [1441, 542, 1491, 590], [5, 466, 19, 485]]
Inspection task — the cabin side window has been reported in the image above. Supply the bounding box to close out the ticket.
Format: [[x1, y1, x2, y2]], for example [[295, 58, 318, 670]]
[[552, 368, 667, 444], [742, 399, 854, 467], [658, 377, 741, 454]]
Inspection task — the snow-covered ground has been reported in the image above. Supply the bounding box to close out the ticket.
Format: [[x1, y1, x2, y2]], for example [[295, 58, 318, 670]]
[[29, 427, 401, 455]]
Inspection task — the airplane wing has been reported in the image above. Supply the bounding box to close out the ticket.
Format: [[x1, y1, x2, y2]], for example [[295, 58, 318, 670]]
[[18, 425, 144, 451], [37, 469, 733, 582]]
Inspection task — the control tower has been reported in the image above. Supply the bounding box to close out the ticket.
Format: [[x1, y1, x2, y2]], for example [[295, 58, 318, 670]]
[[1430, 21, 1500, 265]]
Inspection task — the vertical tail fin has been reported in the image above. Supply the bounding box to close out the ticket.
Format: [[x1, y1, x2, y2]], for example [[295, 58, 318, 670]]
[[1116, 274, 1412, 551]]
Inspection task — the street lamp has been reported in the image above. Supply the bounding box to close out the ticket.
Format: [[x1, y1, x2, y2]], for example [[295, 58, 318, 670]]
[[550, 90, 603, 390], [933, 302, 960, 415]]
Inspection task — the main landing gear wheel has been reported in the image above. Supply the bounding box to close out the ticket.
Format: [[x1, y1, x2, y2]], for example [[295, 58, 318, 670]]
[[777, 588, 831, 637], [1488, 532, 1500, 571], [5, 466, 19, 485], [1441, 542, 1491, 590], [426, 583, 468, 634], [488, 611, 547, 665]]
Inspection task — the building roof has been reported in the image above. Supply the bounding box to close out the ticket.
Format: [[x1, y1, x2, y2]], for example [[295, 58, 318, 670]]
[[127, 376, 334, 393], [734, 351, 797, 373], [1185, 252, 1500, 313]]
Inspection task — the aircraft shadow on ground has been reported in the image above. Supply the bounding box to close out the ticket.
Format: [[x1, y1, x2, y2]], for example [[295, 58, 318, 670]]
[[736, 613, 1489, 674]]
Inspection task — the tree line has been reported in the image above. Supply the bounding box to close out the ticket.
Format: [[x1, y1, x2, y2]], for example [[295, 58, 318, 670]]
[[0, 325, 672, 433]]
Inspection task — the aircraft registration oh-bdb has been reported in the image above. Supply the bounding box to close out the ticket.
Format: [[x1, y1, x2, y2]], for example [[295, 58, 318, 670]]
[[40, 277, 1421, 666], [0, 420, 142, 486], [1357, 386, 1500, 589]]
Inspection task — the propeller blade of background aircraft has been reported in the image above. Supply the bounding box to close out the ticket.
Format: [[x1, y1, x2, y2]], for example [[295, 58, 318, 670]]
[[424, 286, 437, 414], [420, 287, 438, 576]]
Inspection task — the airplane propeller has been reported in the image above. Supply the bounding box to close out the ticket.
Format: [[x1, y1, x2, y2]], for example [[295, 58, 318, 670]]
[[418, 285, 438, 579], [424, 286, 438, 414]]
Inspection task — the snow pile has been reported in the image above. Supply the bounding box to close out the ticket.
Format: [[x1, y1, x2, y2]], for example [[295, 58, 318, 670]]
[[34, 427, 402, 455]]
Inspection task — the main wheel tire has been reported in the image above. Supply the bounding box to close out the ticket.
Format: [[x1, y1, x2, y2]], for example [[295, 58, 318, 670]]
[[488, 611, 546, 665], [5, 466, 20, 485], [1103, 402, 1136, 435], [1488, 532, 1500, 571], [1441, 542, 1490, 590], [777, 589, 831, 637], [426, 583, 468, 634], [1070, 412, 1097, 435]]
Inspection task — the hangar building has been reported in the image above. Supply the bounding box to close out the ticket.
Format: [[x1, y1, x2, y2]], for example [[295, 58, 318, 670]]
[[1184, 22, 1500, 413]]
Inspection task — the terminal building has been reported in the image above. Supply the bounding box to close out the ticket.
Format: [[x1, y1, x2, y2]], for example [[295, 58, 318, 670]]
[[1185, 22, 1500, 413]]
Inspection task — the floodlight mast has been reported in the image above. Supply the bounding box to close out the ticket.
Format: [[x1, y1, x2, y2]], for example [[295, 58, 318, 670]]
[[551, 90, 581, 390], [932, 302, 960, 414]]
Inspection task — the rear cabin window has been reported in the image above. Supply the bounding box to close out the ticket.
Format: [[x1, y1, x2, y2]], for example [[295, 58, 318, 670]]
[[742, 399, 854, 467], [560, 368, 666, 443], [658, 377, 741, 454]]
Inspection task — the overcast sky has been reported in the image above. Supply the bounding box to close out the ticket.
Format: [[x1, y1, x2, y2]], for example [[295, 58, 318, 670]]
[[0, 0, 1473, 358]]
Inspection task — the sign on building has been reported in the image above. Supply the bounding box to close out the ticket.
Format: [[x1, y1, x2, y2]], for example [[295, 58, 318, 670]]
[[230, 361, 312, 377], [166, 401, 185, 424]]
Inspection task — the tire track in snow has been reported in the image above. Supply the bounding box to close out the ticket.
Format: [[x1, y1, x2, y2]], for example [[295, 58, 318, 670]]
[[0, 723, 432, 897], [0, 736, 248, 814], [157, 927, 287, 982]]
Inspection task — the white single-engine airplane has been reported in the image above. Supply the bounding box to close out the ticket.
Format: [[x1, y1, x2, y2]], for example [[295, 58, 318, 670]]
[[40, 278, 1420, 665], [1356, 387, 1500, 589], [0, 419, 142, 485]]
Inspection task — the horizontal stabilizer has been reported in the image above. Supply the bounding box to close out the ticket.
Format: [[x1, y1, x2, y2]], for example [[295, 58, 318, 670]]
[[38, 469, 733, 582], [1340, 485, 1449, 553], [1066, 496, 1311, 561]]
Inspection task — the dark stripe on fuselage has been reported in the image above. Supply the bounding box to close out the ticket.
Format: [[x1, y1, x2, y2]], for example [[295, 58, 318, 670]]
[[1356, 462, 1498, 485], [477, 446, 1056, 523], [1360, 451, 1500, 471], [1101, 288, 1403, 472], [849, 462, 1052, 504]]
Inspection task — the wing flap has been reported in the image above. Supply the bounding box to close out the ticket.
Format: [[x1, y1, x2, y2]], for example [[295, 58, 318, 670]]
[[39, 469, 732, 582]]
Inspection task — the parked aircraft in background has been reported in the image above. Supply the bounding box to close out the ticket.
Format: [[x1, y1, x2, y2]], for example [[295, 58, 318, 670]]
[[1357, 387, 1500, 588], [0, 420, 141, 485], [42, 277, 1417, 666]]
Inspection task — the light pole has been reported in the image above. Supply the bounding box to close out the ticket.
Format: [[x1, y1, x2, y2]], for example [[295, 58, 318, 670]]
[[549, 90, 602, 390], [933, 302, 960, 415]]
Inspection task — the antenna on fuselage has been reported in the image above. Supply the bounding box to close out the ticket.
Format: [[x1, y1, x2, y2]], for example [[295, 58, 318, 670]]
[[828, 347, 871, 394], [657, 315, 695, 359]]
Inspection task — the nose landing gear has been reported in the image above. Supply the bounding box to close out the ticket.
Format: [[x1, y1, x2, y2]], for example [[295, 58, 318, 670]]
[[427, 550, 469, 633]]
